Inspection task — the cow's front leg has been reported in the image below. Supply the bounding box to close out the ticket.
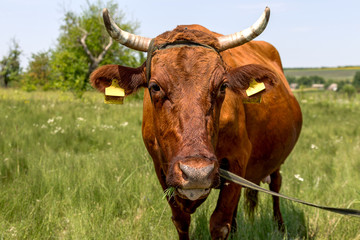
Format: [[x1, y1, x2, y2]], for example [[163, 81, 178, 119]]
[[170, 203, 191, 240], [210, 182, 242, 239], [168, 195, 208, 240]]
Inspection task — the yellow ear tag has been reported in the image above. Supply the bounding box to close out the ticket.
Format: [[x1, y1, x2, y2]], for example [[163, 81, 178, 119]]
[[104, 79, 125, 104], [246, 79, 266, 97]]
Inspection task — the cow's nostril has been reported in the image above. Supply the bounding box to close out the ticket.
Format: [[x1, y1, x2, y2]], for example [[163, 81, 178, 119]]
[[181, 170, 188, 181], [179, 163, 214, 181]]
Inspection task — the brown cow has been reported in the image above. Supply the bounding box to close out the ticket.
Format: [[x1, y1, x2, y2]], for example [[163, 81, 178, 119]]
[[90, 7, 302, 240]]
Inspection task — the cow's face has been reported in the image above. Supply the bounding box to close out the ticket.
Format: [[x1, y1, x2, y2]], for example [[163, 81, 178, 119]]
[[91, 23, 275, 202], [94, 8, 272, 203], [148, 46, 226, 200], [90, 45, 275, 202]]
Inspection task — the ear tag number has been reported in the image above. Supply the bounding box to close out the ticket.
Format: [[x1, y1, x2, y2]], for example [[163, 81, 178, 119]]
[[104, 79, 125, 104], [246, 79, 266, 97]]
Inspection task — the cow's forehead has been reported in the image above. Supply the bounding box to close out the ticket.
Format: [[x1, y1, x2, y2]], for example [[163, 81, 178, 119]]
[[151, 47, 224, 87]]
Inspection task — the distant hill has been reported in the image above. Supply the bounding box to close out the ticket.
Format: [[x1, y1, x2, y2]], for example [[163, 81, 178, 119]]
[[284, 66, 360, 81]]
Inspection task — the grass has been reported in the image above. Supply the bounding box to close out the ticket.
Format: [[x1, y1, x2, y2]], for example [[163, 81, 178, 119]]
[[0, 89, 360, 239]]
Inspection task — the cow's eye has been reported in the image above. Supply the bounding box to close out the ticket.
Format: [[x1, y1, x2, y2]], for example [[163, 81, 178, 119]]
[[149, 83, 161, 92], [219, 82, 228, 94]]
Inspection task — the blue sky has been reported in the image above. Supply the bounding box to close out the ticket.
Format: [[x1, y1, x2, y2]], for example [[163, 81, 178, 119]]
[[1, 0, 359, 68]]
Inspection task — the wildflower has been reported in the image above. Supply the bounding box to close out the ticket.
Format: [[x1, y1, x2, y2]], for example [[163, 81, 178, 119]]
[[294, 174, 304, 182], [311, 144, 318, 150], [8, 226, 17, 237], [47, 118, 54, 124], [77, 117, 85, 121], [51, 126, 64, 134], [120, 122, 128, 127], [100, 124, 114, 130]]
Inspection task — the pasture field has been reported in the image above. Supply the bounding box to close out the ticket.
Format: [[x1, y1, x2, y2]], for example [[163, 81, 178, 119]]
[[1, 89, 360, 239], [284, 67, 360, 81]]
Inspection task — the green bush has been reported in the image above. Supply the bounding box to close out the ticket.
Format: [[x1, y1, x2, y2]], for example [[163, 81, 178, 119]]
[[342, 84, 356, 99]]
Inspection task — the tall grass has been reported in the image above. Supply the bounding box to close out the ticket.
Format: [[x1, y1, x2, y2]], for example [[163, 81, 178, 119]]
[[0, 89, 359, 239]]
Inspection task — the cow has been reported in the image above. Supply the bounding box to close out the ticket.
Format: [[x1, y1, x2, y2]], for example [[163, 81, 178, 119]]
[[90, 7, 302, 240]]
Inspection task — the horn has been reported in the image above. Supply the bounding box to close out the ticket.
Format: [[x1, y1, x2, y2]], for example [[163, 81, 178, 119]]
[[102, 8, 152, 52], [217, 7, 270, 52]]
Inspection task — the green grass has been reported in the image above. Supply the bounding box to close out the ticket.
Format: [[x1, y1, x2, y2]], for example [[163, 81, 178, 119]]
[[284, 67, 360, 81], [1, 89, 360, 239]]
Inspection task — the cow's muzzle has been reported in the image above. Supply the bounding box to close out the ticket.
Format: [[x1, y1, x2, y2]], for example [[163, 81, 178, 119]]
[[166, 157, 220, 200], [179, 162, 214, 188]]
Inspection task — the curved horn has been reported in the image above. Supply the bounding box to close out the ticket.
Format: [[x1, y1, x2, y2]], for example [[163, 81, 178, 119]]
[[102, 8, 152, 52], [218, 7, 270, 52]]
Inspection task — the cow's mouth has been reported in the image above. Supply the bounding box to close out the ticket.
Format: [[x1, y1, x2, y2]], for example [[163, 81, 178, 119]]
[[176, 188, 211, 201]]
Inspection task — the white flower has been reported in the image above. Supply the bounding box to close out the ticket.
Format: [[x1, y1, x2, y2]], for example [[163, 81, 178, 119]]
[[100, 124, 114, 129], [51, 126, 64, 134], [294, 174, 304, 182], [77, 117, 85, 121], [120, 122, 128, 127], [47, 118, 54, 124], [311, 144, 318, 150]]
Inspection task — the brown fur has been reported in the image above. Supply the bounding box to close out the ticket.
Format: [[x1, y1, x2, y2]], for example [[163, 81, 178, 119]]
[[154, 25, 220, 50], [90, 24, 302, 239]]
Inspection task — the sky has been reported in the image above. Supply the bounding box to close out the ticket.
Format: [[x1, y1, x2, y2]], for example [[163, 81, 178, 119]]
[[1, 0, 360, 69]]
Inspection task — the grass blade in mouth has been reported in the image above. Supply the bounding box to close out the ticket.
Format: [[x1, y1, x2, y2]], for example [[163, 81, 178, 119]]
[[163, 187, 175, 199]]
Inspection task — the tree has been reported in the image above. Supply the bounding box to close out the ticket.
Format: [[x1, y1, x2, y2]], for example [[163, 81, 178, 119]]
[[353, 71, 360, 91], [0, 39, 22, 87], [50, 0, 142, 96], [22, 51, 51, 91], [342, 84, 356, 99], [308, 75, 325, 84], [286, 76, 296, 84], [297, 76, 312, 87]]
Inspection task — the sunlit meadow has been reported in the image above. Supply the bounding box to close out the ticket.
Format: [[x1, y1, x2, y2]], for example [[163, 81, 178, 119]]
[[0, 89, 359, 239]]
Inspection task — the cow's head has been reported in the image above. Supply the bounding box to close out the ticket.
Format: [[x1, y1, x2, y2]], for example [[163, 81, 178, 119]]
[[91, 8, 275, 202]]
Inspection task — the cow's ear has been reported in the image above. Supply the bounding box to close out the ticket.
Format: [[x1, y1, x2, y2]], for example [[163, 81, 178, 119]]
[[90, 63, 146, 96], [225, 64, 277, 97]]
